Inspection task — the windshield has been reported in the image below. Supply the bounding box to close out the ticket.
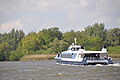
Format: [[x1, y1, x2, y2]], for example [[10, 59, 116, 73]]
[[71, 47, 80, 51]]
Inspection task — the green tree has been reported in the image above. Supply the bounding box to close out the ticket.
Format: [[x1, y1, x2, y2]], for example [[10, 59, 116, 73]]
[[0, 28, 24, 50], [63, 30, 76, 45], [1, 25, 119, 61], [75, 31, 103, 50], [9, 32, 46, 60], [42, 27, 63, 46], [85, 23, 107, 41], [106, 28, 120, 46], [0, 42, 11, 61], [0, 29, 25, 61], [49, 38, 69, 53]]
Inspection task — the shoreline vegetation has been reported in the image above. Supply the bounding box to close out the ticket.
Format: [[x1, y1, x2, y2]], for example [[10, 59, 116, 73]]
[[0, 23, 120, 61], [109, 54, 120, 59], [20, 54, 120, 61], [20, 54, 56, 61]]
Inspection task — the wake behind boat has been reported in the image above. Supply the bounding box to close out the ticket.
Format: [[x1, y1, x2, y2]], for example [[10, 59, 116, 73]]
[[54, 38, 113, 65]]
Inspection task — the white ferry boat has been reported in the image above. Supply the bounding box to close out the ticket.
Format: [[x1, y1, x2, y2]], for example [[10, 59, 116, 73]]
[[54, 38, 113, 65]]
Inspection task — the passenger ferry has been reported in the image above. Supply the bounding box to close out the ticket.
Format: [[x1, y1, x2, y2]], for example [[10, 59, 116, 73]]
[[54, 38, 113, 65]]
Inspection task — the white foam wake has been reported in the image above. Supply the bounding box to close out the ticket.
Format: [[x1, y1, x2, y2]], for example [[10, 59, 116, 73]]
[[95, 63, 120, 67], [56, 63, 120, 67]]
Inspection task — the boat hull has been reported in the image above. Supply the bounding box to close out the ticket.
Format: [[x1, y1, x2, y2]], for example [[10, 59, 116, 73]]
[[56, 60, 87, 65], [55, 59, 113, 65]]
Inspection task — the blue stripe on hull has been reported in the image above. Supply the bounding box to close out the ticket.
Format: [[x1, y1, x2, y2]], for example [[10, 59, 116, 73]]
[[56, 60, 87, 65]]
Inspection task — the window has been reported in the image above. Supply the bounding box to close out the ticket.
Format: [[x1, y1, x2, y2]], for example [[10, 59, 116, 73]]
[[61, 53, 77, 58], [71, 47, 80, 51], [61, 54, 72, 58]]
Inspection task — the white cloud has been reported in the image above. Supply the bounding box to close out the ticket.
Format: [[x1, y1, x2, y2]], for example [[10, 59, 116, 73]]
[[35, 0, 49, 8], [96, 16, 112, 23], [80, 0, 88, 7], [117, 18, 120, 24], [0, 20, 23, 33], [0, 0, 120, 33]]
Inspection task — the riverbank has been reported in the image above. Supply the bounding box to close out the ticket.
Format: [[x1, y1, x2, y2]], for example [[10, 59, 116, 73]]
[[109, 54, 120, 59], [20, 54, 120, 61], [20, 54, 55, 61]]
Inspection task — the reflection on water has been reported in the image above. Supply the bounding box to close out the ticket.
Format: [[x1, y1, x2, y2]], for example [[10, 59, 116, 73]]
[[0, 60, 120, 80]]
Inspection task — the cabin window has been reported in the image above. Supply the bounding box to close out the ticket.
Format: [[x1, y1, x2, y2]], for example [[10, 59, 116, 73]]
[[61, 53, 77, 58], [81, 54, 84, 58], [72, 53, 77, 59], [76, 48, 80, 51], [61, 54, 72, 58], [71, 47, 80, 51], [71, 48, 75, 51], [100, 53, 108, 59]]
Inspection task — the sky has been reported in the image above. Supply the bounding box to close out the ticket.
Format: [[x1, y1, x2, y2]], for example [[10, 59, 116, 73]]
[[0, 0, 120, 34]]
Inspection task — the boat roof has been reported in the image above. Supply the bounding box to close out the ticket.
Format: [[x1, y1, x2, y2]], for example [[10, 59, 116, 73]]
[[81, 51, 107, 54], [69, 45, 81, 48], [63, 50, 107, 54], [66, 42, 107, 54]]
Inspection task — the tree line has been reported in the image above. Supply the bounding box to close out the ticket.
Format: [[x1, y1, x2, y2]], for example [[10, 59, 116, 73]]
[[0, 23, 120, 61]]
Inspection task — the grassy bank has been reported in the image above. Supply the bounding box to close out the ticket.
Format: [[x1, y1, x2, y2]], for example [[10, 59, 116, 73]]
[[20, 46, 120, 61], [20, 54, 56, 61], [20, 53, 120, 61], [109, 54, 120, 59], [108, 46, 120, 59]]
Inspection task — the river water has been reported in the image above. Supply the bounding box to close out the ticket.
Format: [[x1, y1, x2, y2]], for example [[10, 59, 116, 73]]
[[0, 60, 120, 80]]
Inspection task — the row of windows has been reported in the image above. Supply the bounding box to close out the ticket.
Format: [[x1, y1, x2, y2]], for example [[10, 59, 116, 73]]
[[58, 53, 108, 60], [59, 53, 77, 58]]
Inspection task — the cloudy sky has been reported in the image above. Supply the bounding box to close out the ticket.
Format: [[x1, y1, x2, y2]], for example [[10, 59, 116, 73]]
[[0, 0, 120, 33]]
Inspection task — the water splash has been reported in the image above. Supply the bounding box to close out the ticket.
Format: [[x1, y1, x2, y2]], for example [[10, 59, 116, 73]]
[[95, 63, 120, 67], [107, 63, 120, 66], [57, 63, 120, 67], [58, 72, 64, 76]]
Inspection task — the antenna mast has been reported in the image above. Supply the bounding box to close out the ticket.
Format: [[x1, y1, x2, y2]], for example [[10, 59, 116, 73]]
[[74, 38, 77, 45]]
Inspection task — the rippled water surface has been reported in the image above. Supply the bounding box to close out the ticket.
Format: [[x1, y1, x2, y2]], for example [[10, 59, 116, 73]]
[[0, 60, 120, 80]]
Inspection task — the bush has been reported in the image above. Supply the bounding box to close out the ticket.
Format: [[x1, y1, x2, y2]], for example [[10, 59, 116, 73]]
[[108, 46, 120, 54], [32, 48, 53, 54]]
